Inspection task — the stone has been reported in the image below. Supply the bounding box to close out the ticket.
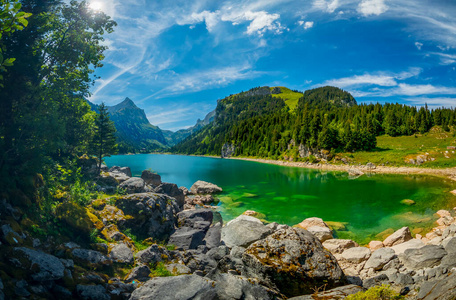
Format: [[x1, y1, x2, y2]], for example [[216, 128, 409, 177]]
[[306, 225, 333, 242], [116, 193, 180, 241], [109, 243, 133, 264], [400, 245, 447, 269], [323, 239, 359, 254], [296, 217, 330, 230], [391, 238, 425, 255], [417, 272, 456, 300], [119, 177, 146, 194], [169, 227, 207, 250], [109, 166, 132, 177], [436, 210, 452, 218], [98, 205, 128, 226], [180, 186, 190, 196], [125, 265, 151, 282], [366, 162, 376, 169], [1, 224, 24, 246], [348, 168, 364, 176], [437, 216, 455, 226], [136, 244, 169, 265], [204, 223, 222, 249], [241, 227, 345, 297], [71, 248, 112, 269], [341, 247, 371, 264], [141, 170, 161, 186], [207, 245, 230, 261], [76, 285, 110, 300], [212, 273, 282, 300], [129, 275, 217, 300], [221, 215, 273, 248], [177, 209, 214, 229], [442, 224, 456, 239], [190, 180, 223, 194], [288, 284, 364, 299], [362, 274, 389, 289], [368, 240, 384, 251], [400, 199, 416, 206], [443, 237, 456, 253], [13, 247, 64, 281], [155, 183, 185, 209], [166, 263, 192, 275], [364, 248, 396, 271], [383, 227, 412, 247]]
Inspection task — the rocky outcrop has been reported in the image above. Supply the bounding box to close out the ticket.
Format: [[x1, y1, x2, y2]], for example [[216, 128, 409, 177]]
[[241, 227, 345, 297], [383, 227, 412, 247], [141, 170, 161, 187], [221, 143, 236, 158], [119, 177, 146, 194], [109, 166, 132, 177]]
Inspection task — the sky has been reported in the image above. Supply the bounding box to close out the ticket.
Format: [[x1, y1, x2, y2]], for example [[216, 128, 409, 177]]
[[86, 0, 456, 131]]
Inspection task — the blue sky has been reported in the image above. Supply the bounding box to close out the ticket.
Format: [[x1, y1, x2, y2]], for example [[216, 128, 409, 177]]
[[86, 0, 456, 131]]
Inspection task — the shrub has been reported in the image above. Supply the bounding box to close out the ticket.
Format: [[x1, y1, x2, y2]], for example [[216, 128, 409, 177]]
[[346, 285, 404, 300]]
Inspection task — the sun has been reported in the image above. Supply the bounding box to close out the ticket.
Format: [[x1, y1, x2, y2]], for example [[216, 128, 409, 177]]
[[88, 1, 104, 11]]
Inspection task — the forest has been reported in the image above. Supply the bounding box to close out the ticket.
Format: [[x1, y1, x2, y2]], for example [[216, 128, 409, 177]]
[[172, 86, 456, 160]]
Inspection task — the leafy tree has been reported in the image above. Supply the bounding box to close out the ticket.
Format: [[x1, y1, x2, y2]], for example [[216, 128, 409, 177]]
[[90, 103, 118, 174]]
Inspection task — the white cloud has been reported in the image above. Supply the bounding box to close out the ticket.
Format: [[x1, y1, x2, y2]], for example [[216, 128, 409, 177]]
[[358, 0, 388, 17], [300, 21, 314, 30], [395, 83, 456, 96], [188, 10, 220, 32], [313, 0, 341, 13], [220, 10, 285, 36], [415, 42, 423, 50]]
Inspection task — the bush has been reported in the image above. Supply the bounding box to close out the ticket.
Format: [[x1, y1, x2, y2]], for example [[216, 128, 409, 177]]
[[346, 285, 404, 300]]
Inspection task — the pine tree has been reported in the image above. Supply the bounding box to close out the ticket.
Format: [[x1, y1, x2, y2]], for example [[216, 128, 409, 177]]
[[90, 103, 118, 174]]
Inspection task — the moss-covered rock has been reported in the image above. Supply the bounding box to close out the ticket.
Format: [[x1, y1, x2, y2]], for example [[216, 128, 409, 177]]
[[55, 202, 103, 234]]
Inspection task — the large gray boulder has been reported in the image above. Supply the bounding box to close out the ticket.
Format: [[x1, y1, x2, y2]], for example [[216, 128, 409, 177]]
[[390, 238, 424, 255], [136, 244, 169, 265], [417, 272, 456, 300], [109, 166, 132, 177], [400, 245, 447, 270], [125, 265, 151, 282], [141, 170, 162, 187], [169, 227, 207, 250], [116, 193, 179, 241], [109, 243, 133, 264], [364, 248, 396, 271], [129, 275, 218, 300], [119, 177, 146, 194], [241, 227, 345, 297], [13, 247, 65, 281], [155, 183, 185, 209], [190, 180, 223, 194], [221, 215, 273, 248]]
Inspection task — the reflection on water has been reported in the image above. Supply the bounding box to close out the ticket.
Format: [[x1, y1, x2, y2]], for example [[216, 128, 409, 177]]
[[106, 154, 456, 244]]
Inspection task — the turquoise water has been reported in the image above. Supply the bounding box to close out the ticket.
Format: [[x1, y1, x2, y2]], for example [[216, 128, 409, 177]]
[[105, 154, 456, 243]]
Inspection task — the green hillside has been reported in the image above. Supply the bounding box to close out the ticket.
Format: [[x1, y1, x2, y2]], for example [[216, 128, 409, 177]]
[[270, 86, 303, 110]]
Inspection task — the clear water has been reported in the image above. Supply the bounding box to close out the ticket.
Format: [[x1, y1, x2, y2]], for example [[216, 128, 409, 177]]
[[105, 154, 456, 244]]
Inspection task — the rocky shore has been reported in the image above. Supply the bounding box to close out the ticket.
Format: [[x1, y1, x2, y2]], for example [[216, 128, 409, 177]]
[[1, 165, 456, 299]]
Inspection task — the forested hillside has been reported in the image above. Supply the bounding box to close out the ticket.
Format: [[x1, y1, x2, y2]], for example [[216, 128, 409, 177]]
[[172, 86, 456, 160]]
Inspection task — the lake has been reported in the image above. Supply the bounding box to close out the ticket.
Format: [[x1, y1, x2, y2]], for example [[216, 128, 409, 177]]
[[105, 154, 456, 244]]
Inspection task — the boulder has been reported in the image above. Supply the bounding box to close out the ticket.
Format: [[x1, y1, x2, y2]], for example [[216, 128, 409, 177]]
[[190, 180, 223, 194], [383, 227, 412, 247], [136, 244, 169, 265], [116, 193, 179, 241], [368, 240, 384, 251], [98, 205, 128, 226], [177, 209, 214, 229], [155, 183, 185, 209], [129, 275, 217, 300], [13, 247, 65, 281], [125, 265, 151, 282], [109, 243, 133, 264], [443, 237, 456, 253], [169, 227, 207, 250], [340, 247, 371, 264], [119, 177, 146, 194], [222, 215, 273, 248], [241, 227, 345, 297], [166, 263, 192, 275], [323, 239, 359, 254], [400, 245, 447, 270], [180, 186, 190, 196], [436, 210, 452, 218], [71, 248, 112, 269], [306, 226, 333, 242], [76, 285, 110, 300], [109, 166, 132, 177], [442, 224, 456, 239], [141, 170, 162, 187], [390, 238, 425, 255], [417, 272, 456, 300], [364, 248, 396, 271], [288, 284, 364, 299], [204, 223, 222, 249], [296, 217, 329, 230]]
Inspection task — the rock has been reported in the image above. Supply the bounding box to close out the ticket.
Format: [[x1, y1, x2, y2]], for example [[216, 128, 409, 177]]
[[76, 284, 110, 300], [417, 272, 456, 300], [186, 195, 215, 207], [177, 209, 214, 229], [400, 199, 416, 206], [190, 180, 223, 194], [221, 215, 273, 248], [288, 284, 364, 299], [136, 244, 169, 265], [180, 186, 190, 195], [296, 217, 330, 230], [98, 205, 128, 226], [442, 224, 456, 239], [221, 143, 236, 158], [141, 170, 161, 186], [155, 183, 185, 209], [129, 275, 217, 300], [383, 227, 412, 247], [391, 238, 424, 254], [71, 248, 112, 269], [366, 162, 376, 170], [1, 224, 24, 246], [109, 166, 132, 177], [109, 243, 133, 264], [207, 245, 230, 261], [125, 265, 151, 282], [364, 248, 396, 271], [306, 225, 333, 242], [323, 239, 359, 254], [166, 263, 192, 275], [169, 227, 207, 250], [436, 210, 452, 218], [241, 227, 345, 297], [437, 216, 455, 226], [341, 247, 371, 264], [119, 177, 146, 193], [13, 247, 65, 281], [362, 274, 389, 289], [116, 193, 179, 241], [368, 240, 384, 251], [443, 237, 456, 253], [400, 245, 447, 269], [204, 223, 222, 249], [348, 168, 364, 176], [55, 202, 103, 234]]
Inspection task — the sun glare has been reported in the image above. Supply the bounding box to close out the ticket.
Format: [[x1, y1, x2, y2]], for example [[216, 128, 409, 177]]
[[89, 1, 104, 11]]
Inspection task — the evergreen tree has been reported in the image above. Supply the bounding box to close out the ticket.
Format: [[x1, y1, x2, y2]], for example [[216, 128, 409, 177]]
[[90, 103, 118, 173]]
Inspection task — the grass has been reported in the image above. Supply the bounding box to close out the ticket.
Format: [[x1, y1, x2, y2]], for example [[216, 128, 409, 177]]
[[270, 86, 303, 110], [338, 127, 456, 168]]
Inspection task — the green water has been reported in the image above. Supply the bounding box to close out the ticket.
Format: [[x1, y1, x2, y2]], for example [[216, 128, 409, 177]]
[[105, 154, 456, 243]]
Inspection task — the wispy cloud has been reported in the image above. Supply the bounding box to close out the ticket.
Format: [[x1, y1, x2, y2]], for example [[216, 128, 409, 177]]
[[357, 0, 388, 17], [298, 20, 314, 30]]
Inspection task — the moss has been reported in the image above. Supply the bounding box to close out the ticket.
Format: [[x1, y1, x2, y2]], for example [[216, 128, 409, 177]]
[[55, 202, 101, 234], [346, 284, 404, 300]]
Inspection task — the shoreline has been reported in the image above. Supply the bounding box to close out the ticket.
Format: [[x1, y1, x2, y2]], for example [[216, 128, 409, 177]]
[[227, 156, 456, 181]]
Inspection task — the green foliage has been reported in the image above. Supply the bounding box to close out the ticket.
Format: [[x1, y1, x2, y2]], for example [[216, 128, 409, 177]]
[[150, 262, 173, 277], [346, 284, 404, 300], [270, 86, 303, 110]]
